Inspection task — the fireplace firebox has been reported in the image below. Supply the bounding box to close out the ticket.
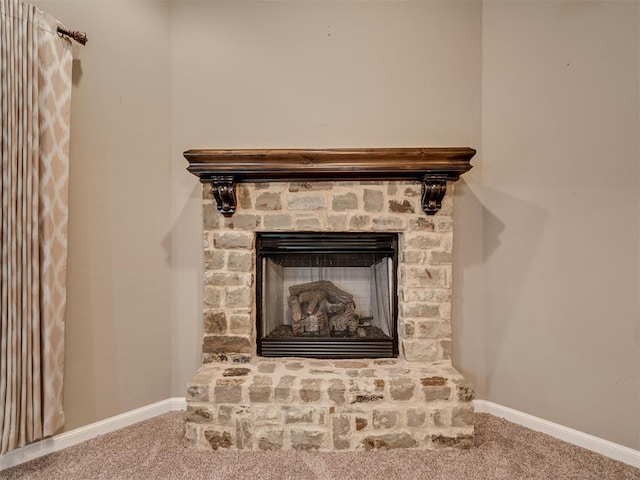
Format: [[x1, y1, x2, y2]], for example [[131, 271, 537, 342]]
[[256, 232, 398, 358]]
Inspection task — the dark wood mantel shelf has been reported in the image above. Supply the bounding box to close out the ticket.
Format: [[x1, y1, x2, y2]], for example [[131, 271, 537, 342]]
[[184, 148, 476, 217]]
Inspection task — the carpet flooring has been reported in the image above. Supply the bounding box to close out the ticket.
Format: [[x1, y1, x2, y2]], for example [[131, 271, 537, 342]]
[[1, 412, 638, 479]]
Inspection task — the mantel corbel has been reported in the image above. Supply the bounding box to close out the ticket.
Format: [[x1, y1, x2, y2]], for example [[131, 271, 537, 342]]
[[421, 174, 449, 216], [209, 176, 236, 217], [185, 147, 475, 217]]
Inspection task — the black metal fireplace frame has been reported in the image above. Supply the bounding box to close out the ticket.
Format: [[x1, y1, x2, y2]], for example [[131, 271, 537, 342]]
[[256, 232, 399, 359]]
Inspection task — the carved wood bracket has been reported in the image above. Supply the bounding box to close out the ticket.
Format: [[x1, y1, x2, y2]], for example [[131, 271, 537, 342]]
[[210, 176, 236, 217], [422, 175, 449, 215], [185, 148, 475, 216]]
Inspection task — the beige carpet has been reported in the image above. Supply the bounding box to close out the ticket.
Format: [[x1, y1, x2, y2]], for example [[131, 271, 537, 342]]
[[1, 412, 638, 479]]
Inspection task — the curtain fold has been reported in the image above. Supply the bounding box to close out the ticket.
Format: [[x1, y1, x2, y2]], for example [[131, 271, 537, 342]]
[[0, 0, 71, 454]]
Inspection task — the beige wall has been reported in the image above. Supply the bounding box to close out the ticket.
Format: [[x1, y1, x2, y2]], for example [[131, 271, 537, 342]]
[[31, 1, 173, 431], [481, 1, 639, 449], [27, 0, 639, 450]]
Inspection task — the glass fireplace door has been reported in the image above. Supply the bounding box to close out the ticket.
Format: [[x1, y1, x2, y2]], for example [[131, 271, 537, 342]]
[[256, 233, 398, 358]]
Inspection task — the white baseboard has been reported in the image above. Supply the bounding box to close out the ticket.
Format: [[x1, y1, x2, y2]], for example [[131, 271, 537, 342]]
[[474, 399, 640, 468], [0, 397, 187, 471], [2, 398, 638, 471]]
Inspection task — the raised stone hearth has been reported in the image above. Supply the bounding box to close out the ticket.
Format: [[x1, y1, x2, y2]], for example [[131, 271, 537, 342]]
[[186, 359, 474, 450], [184, 148, 475, 451]]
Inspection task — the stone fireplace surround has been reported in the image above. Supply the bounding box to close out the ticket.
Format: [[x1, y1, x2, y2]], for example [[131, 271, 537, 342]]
[[184, 148, 475, 451]]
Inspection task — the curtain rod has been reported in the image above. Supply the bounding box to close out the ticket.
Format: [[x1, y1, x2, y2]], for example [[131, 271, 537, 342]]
[[57, 26, 87, 46]]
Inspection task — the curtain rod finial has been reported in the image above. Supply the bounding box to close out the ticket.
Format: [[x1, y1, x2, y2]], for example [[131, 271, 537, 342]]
[[57, 27, 87, 46]]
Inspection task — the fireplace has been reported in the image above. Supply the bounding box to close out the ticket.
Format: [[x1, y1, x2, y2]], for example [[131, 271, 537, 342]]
[[183, 148, 477, 452], [257, 232, 398, 359]]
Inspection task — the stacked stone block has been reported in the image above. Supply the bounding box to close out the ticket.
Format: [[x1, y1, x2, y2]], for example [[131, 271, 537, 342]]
[[187, 180, 474, 451], [186, 359, 474, 451]]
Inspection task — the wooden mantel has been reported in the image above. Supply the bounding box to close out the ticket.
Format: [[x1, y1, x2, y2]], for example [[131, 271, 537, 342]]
[[184, 148, 475, 217]]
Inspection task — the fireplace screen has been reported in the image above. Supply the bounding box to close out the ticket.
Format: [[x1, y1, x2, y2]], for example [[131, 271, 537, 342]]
[[256, 233, 398, 358]]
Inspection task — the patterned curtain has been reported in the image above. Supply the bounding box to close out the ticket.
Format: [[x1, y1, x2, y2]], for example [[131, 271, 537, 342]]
[[0, 0, 71, 454]]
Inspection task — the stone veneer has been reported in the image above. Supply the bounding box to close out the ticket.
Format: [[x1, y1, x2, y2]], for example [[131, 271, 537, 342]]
[[185, 180, 474, 451]]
